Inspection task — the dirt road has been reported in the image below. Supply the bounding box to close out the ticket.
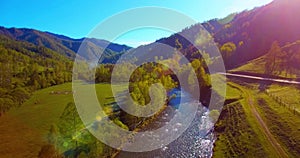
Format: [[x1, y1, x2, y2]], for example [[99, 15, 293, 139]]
[[247, 95, 289, 158]]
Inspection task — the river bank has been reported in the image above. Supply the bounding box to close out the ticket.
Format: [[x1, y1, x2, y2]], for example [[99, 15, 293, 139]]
[[114, 88, 216, 158]]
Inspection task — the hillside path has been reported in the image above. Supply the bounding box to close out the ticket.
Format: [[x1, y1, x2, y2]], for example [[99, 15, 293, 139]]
[[247, 95, 289, 158]]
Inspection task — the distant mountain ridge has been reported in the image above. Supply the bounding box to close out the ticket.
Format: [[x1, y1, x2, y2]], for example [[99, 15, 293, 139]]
[[1, 0, 299, 68], [0, 26, 132, 62], [209, 0, 300, 68], [131, 0, 300, 69]]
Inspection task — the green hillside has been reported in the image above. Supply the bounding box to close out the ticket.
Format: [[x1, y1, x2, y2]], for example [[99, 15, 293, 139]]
[[232, 41, 300, 79], [0, 83, 123, 158]]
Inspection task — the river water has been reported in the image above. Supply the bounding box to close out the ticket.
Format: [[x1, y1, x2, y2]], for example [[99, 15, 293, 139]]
[[116, 88, 216, 158]]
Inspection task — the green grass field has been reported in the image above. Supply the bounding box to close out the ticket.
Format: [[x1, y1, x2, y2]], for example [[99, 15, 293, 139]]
[[213, 82, 279, 158], [255, 94, 300, 157], [213, 80, 300, 158], [256, 85, 300, 157], [0, 82, 119, 158], [266, 84, 300, 112], [232, 57, 267, 74], [213, 101, 269, 157], [212, 74, 241, 100]]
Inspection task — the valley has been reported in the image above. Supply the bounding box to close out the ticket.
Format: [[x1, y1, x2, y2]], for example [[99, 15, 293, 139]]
[[1, 0, 300, 157], [1, 75, 299, 157]]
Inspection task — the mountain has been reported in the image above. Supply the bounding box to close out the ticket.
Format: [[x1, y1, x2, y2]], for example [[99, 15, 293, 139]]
[[128, 0, 300, 69], [0, 27, 132, 62], [1, 0, 299, 68], [210, 0, 300, 68], [0, 33, 76, 115]]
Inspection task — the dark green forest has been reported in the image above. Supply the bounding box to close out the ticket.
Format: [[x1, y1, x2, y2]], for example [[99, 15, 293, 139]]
[[0, 35, 73, 116]]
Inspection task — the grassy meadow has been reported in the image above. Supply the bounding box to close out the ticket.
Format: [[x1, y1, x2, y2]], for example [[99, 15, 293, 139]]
[[0, 82, 119, 158]]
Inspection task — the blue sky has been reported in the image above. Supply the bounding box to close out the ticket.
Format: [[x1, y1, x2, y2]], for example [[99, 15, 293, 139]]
[[0, 0, 272, 47]]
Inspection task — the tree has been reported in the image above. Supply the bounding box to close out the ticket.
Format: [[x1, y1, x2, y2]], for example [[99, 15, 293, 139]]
[[0, 62, 12, 89], [48, 124, 58, 145], [95, 64, 111, 82], [11, 87, 30, 105], [188, 69, 196, 92], [175, 38, 183, 51], [191, 59, 201, 70], [160, 75, 176, 90], [265, 41, 282, 75], [58, 102, 82, 150], [220, 42, 236, 61]]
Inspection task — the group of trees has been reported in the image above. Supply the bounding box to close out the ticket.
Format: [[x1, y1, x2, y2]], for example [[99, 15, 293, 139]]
[[93, 50, 212, 129], [0, 35, 73, 116], [118, 62, 178, 128], [220, 42, 237, 63], [264, 41, 300, 77]]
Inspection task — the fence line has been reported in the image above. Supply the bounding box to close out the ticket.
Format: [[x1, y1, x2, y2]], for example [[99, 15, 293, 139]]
[[264, 90, 300, 116]]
